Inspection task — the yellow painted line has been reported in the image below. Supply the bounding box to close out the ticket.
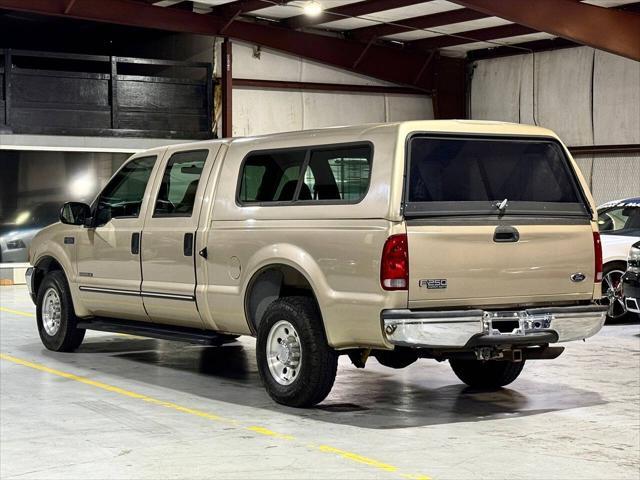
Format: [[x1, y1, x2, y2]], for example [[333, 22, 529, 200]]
[[0, 352, 431, 480], [317, 445, 397, 472], [0, 306, 35, 317]]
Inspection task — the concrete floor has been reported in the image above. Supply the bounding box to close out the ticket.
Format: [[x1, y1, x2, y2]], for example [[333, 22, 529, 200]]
[[1, 285, 639, 480]]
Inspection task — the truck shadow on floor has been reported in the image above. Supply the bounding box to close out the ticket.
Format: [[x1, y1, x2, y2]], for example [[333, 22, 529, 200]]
[[45, 334, 608, 430]]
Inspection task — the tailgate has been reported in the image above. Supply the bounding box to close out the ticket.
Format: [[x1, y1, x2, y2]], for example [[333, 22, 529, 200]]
[[407, 222, 595, 307], [404, 133, 595, 308]]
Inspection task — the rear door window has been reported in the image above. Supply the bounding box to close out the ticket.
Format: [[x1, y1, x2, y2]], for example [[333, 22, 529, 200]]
[[154, 150, 208, 216], [405, 136, 588, 217]]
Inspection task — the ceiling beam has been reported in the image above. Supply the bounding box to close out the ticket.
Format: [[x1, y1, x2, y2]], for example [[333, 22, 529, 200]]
[[284, 0, 433, 31], [468, 37, 578, 61], [0, 0, 446, 91], [350, 7, 487, 42], [446, 0, 640, 61], [410, 23, 535, 50], [210, 0, 270, 18]]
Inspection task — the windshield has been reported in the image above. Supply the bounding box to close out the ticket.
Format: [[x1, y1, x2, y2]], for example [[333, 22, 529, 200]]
[[405, 135, 589, 217], [598, 205, 640, 237]]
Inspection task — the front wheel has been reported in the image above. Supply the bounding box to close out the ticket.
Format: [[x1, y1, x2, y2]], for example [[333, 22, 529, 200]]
[[256, 296, 337, 407], [36, 271, 85, 352], [449, 359, 525, 389]]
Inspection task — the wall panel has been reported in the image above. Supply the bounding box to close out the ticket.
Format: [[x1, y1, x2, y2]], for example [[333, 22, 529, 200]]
[[302, 91, 386, 129], [471, 55, 523, 122], [593, 50, 640, 145], [232, 88, 303, 137]]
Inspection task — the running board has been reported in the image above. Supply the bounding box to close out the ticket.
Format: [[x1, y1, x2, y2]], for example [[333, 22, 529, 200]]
[[77, 318, 235, 346]]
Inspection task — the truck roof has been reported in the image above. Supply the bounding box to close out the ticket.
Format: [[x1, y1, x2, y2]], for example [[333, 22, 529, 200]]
[[163, 120, 559, 151]]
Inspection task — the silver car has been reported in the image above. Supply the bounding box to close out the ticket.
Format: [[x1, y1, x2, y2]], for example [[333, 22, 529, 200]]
[[0, 203, 61, 263]]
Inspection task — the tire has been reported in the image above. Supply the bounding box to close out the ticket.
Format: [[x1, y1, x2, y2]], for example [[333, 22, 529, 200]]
[[256, 296, 337, 407], [601, 262, 630, 323], [36, 271, 85, 352], [449, 359, 525, 389]]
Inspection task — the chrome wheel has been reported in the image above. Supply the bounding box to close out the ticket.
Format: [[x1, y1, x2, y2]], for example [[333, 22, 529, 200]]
[[42, 287, 62, 336], [266, 320, 302, 386], [601, 269, 627, 320]]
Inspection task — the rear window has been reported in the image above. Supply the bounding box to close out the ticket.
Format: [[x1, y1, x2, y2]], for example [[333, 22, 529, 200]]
[[238, 143, 372, 205], [405, 135, 588, 217]]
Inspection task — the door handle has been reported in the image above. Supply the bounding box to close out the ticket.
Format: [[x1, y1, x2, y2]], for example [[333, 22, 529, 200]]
[[493, 226, 520, 243], [183, 233, 194, 256], [131, 232, 140, 254]]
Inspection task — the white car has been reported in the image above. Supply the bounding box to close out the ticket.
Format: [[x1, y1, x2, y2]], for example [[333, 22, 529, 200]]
[[597, 197, 640, 321]]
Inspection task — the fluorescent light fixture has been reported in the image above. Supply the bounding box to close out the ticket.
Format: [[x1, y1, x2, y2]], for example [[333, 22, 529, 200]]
[[303, 1, 322, 16]]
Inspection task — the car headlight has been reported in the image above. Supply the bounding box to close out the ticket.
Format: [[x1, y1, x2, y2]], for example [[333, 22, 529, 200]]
[[628, 241, 640, 272], [6, 239, 26, 250]]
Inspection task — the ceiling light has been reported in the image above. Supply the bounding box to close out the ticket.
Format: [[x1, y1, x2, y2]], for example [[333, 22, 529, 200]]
[[303, 1, 322, 16]]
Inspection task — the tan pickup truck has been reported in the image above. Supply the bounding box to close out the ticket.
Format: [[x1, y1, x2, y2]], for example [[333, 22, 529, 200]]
[[26, 120, 606, 407]]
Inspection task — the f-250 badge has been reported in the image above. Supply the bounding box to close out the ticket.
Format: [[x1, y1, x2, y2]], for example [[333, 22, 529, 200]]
[[419, 279, 447, 289]]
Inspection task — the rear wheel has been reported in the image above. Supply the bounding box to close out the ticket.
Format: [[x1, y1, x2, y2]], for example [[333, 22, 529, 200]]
[[450, 359, 525, 389], [36, 271, 85, 352], [256, 296, 337, 407], [601, 262, 629, 322]]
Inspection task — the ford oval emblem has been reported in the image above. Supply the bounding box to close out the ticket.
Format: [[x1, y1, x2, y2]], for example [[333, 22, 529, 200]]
[[571, 273, 586, 282]]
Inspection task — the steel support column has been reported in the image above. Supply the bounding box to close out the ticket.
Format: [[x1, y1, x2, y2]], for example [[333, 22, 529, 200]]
[[221, 38, 232, 138]]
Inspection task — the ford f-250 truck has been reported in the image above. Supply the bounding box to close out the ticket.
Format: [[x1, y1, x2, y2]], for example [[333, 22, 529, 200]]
[[26, 121, 606, 407]]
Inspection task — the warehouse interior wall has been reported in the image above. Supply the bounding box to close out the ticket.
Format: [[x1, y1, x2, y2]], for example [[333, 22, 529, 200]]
[[130, 34, 435, 137], [470, 47, 640, 204], [219, 41, 434, 137]]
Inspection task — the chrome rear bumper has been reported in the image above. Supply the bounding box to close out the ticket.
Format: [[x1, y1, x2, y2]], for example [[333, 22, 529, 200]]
[[382, 305, 606, 349]]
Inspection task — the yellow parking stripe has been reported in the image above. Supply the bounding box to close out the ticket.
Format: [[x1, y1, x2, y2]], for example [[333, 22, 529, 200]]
[[0, 307, 35, 317], [0, 352, 431, 479]]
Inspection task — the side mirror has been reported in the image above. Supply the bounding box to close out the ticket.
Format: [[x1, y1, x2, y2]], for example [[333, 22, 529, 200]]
[[60, 202, 91, 226]]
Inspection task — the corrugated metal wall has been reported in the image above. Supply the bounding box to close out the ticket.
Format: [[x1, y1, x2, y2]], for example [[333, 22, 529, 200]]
[[573, 152, 640, 206], [470, 47, 640, 204]]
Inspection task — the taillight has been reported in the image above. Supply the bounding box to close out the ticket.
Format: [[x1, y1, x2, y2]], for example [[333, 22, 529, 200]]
[[593, 231, 603, 282], [381, 234, 409, 290]]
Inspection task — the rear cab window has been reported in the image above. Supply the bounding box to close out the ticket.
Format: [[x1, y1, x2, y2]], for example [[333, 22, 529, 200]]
[[238, 143, 372, 205], [404, 135, 590, 218]]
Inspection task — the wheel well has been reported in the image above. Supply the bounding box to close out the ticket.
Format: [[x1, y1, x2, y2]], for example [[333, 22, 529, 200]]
[[33, 256, 64, 295], [245, 264, 316, 334], [604, 260, 627, 272]]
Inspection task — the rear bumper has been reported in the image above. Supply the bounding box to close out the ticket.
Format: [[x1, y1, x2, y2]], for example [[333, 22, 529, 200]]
[[382, 305, 606, 349]]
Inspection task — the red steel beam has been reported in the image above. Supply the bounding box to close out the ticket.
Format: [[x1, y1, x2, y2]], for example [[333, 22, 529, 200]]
[[410, 23, 535, 50], [233, 78, 430, 95], [0, 0, 447, 91], [221, 37, 233, 138], [285, 0, 434, 30], [350, 7, 487, 42], [447, 0, 640, 61]]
